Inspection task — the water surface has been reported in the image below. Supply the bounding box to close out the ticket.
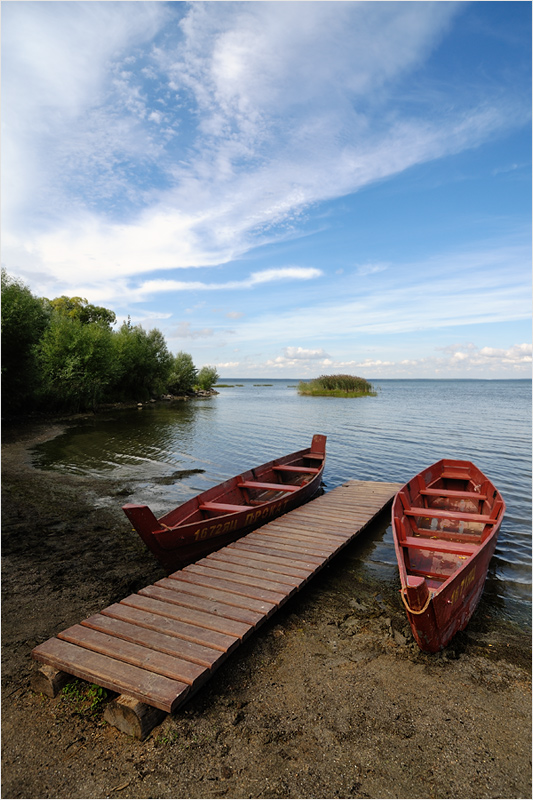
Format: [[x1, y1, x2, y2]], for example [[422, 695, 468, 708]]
[[33, 379, 531, 628]]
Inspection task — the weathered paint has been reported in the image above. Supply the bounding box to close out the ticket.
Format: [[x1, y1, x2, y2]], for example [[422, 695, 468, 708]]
[[392, 459, 505, 653], [123, 435, 327, 573]]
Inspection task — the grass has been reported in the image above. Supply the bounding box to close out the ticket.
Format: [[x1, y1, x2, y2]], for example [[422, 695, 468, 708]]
[[60, 679, 108, 717], [298, 374, 376, 398]]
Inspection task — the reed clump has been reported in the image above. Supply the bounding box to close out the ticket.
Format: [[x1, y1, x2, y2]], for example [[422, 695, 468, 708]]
[[298, 374, 376, 398]]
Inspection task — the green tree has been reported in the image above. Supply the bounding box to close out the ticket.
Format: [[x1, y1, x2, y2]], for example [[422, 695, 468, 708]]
[[196, 365, 219, 391], [167, 351, 198, 394], [1, 269, 50, 412], [49, 296, 116, 328], [38, 314, 114, 411], [111, 321, 173, 401]]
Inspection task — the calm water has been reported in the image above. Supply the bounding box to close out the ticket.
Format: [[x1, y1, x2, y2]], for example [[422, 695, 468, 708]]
[[32, 379, 532, 628]]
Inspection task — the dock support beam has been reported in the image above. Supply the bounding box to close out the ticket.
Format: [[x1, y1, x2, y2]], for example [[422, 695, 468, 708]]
[[31, 664, 71, 697], [104, 695, 167, 740]]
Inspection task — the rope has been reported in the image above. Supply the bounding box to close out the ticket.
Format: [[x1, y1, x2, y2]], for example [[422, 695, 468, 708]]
[[400, 587, 432, 615]]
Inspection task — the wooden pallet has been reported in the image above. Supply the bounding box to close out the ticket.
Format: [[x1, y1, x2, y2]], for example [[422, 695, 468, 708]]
[[32, 480, 400, 738]]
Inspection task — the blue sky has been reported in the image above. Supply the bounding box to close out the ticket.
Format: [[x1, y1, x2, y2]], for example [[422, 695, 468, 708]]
[[2, 1, 531, 378]]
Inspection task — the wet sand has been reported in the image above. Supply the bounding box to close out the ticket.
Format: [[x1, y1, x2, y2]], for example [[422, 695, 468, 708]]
[[2, 417, 531, 799]]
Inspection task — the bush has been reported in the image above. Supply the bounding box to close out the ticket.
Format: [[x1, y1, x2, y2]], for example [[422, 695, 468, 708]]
[[196, 366, 219, 392], [167, 351, 198, 394]]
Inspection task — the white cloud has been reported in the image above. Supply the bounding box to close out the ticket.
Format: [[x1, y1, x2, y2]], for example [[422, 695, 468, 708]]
[[216, 342, 532, 379], [3, 0, 525, 299], [283, 347, 331, 360], [172, 322, 214, 340]]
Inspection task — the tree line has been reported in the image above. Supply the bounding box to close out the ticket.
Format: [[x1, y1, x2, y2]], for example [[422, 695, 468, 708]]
[[1, 269, 219, 416]]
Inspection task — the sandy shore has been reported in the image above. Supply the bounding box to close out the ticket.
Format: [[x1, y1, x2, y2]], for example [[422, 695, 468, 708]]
[[1, 417, 531, 799]]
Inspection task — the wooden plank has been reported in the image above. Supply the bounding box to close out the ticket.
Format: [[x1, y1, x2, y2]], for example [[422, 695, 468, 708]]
[[404, 506, 491, 523], [173, 569, 285, 606], [262, 520, 351, 542], [32, 637, 188, 713], [185, 563, 298, 599], [401, 536, 478, 556], [238, 481, 299, 493], [232, 540, 325, 565], [101, 603, 240, 653], [118, 595, 249, 641], [199, 501, 254, 513], [421, 488, 487, 500], [207, 550, 312, 580], [239, 535, 333, 560], [272, 465, 319, 474], [81, 614, 225, 669], [148, 581, 265, 626], [58, 625, 207, 687], [195, 557, 302, 589], [249, 528, 345, 552], [228, 541, 323, 571], [162, 574, 277, 616]]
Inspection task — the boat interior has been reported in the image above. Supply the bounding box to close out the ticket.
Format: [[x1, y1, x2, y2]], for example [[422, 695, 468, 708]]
[[159, 450, 324, 528], [394, 460, 503, 592]]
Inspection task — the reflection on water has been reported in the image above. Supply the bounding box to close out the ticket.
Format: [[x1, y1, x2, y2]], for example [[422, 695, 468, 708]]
[[32, 379, 532, 628]]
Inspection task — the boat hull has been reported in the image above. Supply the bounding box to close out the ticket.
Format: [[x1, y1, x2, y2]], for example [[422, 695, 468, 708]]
[[392, 459, 505, 653], [123, 435, 326, 572]]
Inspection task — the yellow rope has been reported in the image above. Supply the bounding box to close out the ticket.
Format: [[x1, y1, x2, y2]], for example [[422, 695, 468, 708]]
[[400, 587, 432, 615]]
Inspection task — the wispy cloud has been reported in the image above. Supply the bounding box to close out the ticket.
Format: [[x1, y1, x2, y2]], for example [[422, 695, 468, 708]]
[[3, 1, 526, 297]]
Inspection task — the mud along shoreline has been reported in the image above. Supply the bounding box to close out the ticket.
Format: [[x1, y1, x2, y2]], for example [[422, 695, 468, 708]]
[[2, 417, 531, 799]]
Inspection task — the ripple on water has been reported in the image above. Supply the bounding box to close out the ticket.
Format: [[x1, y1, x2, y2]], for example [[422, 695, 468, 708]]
[[31, 379, 531, 628]]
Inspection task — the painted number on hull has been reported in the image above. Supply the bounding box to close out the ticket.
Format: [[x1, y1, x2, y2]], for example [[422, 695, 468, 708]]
[[193, 519, 238, 541]]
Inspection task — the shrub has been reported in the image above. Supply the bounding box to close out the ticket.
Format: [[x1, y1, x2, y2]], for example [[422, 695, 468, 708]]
[[196, 366, 219, 391], [167, 351, 198, 394]]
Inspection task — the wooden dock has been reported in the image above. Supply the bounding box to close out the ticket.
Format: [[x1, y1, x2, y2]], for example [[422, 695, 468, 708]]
[[32, 479, 400, 738]]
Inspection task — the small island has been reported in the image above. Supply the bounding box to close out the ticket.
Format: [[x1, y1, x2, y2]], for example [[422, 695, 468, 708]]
[[298, 373, 376, 398]]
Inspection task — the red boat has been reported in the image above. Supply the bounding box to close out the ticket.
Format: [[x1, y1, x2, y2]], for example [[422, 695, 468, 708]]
[[392, 459, 505, 653], [123, 434, 326, 572]]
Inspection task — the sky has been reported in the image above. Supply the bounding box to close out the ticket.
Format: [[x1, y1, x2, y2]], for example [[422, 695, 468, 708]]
[[2, 0, 531, 379]]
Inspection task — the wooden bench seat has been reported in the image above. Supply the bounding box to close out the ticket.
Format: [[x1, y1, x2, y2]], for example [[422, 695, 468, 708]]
[[420, 488, 487, 501], [273, 465, 319, 474], [199, 501, 254, 513], [400, 536, 478, 556], [404, 506, 493, 524], [440, 471, 472, 481], [237, 481, 299, 493]]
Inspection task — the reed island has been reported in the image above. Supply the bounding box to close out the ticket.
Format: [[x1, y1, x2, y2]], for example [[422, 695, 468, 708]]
[[298, 373, 376, 397]]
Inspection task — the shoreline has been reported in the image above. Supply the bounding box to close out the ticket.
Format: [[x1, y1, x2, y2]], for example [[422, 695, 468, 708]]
[[1, 418, 531, 799]]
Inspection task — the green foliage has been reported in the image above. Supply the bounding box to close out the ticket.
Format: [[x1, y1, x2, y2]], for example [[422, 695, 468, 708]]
[[60, 679, 108, 716], [298, 374, 376, 397], [1, 270, 218, 414], [196, 365, 219, 391], [167, 351, 198, 394], [38, 314, 115, 411], [1, 269, 50, 412], [49, 295, 116, 328], [111, 321, 174, 401]]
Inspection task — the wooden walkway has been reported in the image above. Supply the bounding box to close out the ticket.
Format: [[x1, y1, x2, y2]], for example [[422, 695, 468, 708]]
[[32, 480, 400, 732]]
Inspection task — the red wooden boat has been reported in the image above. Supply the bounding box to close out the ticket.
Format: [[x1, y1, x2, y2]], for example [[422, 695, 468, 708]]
[[392, 459, 505, 653], [123, 434, 326, 572]]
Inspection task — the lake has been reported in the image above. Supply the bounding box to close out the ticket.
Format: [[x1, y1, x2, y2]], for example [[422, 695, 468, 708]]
[[32, 379, 532, 629]]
